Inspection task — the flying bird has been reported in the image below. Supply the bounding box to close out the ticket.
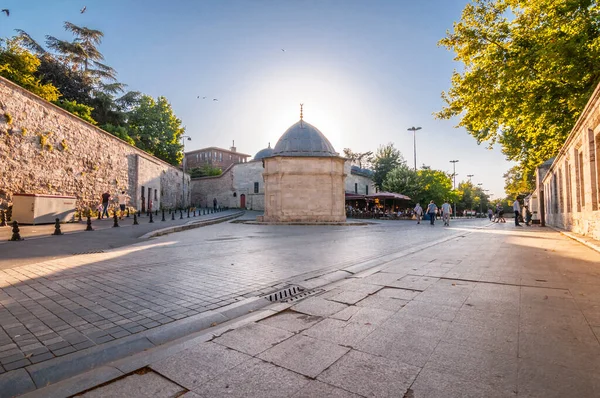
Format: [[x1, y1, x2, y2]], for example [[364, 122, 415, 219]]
[[281, 48, 285, 52], [203, 96, 206, 99], [80, 6, 86, 14], [1, 9, 9, 17], [197, 96, 199, 99], [213, 99, 218, 101]]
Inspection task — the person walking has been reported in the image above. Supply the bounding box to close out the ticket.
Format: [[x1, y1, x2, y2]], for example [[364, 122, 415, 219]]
[[101, 191, 110, 219], [414, 203, 423, 224], [496, 204, 506, 223], [441, 200, 452, 226], [117, 191, 130, 219], [524, 205, 533, 226], [513, 197, 522, 226], [426, 200, 437, 226], [487, 208, 493, 221]]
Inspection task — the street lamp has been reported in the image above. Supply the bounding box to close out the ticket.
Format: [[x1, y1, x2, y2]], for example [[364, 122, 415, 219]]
[[449, 160, 459, 218], [407, 127, 422, 171], [181, 136, 192, 207], [467, 174, 474, 183]]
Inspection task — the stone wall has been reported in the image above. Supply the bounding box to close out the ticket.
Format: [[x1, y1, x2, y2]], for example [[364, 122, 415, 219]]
[[232, 161, 265, 210], [263, 156, 346, 222], [190, 164, 235, 208], [0, 76, 189, 212], [538, 81, 600, 239], [344, 163, 375, 195]]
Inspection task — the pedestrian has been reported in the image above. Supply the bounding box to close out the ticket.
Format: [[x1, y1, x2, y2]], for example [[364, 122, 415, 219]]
[[414, 203, 423, 224], [487, 208, 493, 221], [441, 199, 452, 226], [101, 191, 110, 219], [524, 205, 533, 226], [497, 204, 506, 223], [117, 191, 130, 220], [426, 200, 437, 226], [213, 197, 217, 210], [513, 197, 522, 226]]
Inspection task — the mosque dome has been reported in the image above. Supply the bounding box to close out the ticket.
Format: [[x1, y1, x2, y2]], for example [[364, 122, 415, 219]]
[[272, 120, 338, 157], [254, 144, 274, 160]]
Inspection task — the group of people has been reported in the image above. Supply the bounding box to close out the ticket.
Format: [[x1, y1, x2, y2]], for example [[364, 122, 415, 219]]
[[98, 190, 132, 219], [412, 200, 453, 226]]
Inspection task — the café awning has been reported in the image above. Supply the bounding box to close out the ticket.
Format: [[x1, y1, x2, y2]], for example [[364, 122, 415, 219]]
[[366, 191, 412, 201]]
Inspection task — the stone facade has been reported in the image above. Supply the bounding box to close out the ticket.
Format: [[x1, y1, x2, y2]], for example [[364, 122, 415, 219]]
[[185, 147, 250, 170], [263, 156, 346, 222], [344, 163, 375, 195], [536, 81, 600, 240], [0, 76, 190, 212]]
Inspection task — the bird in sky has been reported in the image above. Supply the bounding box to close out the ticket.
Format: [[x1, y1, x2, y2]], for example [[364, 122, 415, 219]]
[[203, 96, 206, 99], [80, 6, 86, 14], [281, 48, 285, 52], [1, 9, 9, 17], [213, 99, 218, 101]]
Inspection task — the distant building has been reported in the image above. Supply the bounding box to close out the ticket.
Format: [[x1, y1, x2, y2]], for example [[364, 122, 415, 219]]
[[184, 143, 250, 171], [534, 80, 600, 239]]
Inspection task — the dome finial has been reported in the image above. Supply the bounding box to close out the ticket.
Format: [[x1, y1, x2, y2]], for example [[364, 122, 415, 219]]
[[300, 103, 304, 127]]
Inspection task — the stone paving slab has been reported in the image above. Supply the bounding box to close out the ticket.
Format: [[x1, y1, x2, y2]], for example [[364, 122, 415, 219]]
[[78, 370, 185, 398]]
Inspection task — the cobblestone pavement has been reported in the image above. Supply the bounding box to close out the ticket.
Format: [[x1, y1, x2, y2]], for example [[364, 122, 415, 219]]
[[80, 222, 600, 398], [0, 209, 233, 269], [0, 218, 483, 377]]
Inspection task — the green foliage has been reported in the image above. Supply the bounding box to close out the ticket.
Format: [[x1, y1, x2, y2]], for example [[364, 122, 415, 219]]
[[4, 112, 12, 124], [60, 138, 69, 152], [188, 164, 222, 178], [415, 168, 455, 206], [38, 132, 53, 151], [437, 0, 600, 192], [382, 164, 422, 202], [53, 99, 96, 124], [372, 143, 403, 188], [503, 165, 534, 199], [455, 180, 490, 213], [127, 95, 185, 165], [0, 38, 60, 101], [102, 123, 135, 146], [343, 148, 373, 169]]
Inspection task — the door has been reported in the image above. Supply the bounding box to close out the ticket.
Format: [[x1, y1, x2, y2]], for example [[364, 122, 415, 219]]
[[240, 194, 246, 209], [141, 185, 146, 212]]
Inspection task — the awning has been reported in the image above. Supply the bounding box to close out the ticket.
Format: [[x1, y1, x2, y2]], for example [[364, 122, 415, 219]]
[[365, 191, 411, 201], [345, 192, 366, 200]]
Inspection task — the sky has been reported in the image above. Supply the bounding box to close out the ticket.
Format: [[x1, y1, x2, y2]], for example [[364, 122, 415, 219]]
[[1, 0, 513, 198]]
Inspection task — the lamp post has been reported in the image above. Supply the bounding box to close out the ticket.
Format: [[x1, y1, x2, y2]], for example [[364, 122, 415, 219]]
[[467, 174, 474, 183], [477, 183, 484, 215], [181, 135, 192, 207], [407, 127, 422, 171], [449, 160, 459, 218]]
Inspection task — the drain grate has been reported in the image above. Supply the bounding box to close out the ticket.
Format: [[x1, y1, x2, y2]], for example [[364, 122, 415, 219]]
[[263, 286, 309, 302], [72, 250, 105, 255]]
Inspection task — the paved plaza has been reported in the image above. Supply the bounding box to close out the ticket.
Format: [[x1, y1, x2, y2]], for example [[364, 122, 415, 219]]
[[1, 218, 600, 396]]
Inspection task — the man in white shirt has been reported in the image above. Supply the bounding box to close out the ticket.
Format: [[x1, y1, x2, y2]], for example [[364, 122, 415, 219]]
[[413, 203, 423, 224], [118, 191, 130, 219], [513, 198, 522, 226], [441, 200, 452, 226]]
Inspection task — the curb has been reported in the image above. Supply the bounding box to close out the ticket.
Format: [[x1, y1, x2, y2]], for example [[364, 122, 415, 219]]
[[548, 226, 600, 254], [138, 211, 245, 239]]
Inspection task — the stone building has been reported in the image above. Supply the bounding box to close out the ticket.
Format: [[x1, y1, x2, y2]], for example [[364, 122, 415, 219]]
[[184, 144, 250, 170], [0, 76, 190, 213], [534, 81, 600, 239]]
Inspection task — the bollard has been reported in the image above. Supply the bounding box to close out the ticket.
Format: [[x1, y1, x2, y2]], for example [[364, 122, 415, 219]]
[[78, 211, 83, 222], [138, 210, 141, 217], [9, 221, 23, 241], [180, 210, 183, 220], [126, 208, 130, 218], [85, 216, 94, 231], [162, 209, 166, 222], [187, 208, 190, 218], [53, 218, 63, 235], [97, 209, 101, 220], [0, 210, 6, 227], [203, 209, 206, 215], [149, 212, 154, 223], [155, 210, 158, 216], [171, 212, 175, 221], [113, 213, 120, 228], [193, 210, 196, 217], [133, 213, 139, 225], [169, 209, 171, 214]]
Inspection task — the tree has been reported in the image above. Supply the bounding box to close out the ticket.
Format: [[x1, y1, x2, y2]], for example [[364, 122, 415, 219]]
[[53, 99, 96, 124], [372, 143, 403, 188], [343, 148, 373, 169], [0, 38, 60, 101], [436, 0, 600, 191], [188, 164, 222, 178], [503, 165, 533, 198], [416, 168, 455, 206], [127, 95, 185, 165], [383, 164, 422, 202]]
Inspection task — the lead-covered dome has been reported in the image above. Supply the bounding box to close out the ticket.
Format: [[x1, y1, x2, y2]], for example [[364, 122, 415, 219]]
[[272, 120, 338, 157], [254, 143, 274, 160]]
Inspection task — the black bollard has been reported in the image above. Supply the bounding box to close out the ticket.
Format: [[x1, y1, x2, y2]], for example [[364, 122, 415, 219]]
[[9, 221, 23, 241], [52, 218, 63, 236], [180, 210, 183, 220], [162, 209, 166, 222], [113, 213, 120, 228], [203, 209, 206, 215], [171, 212, 175, 221], [138, 210, 141, 217], [133, 213, 139, 225], [85, 216, 94, 231], [169, 209, 171, 214], [126, 208, 130, 218], [149, 212, 154, 223], [97, 209, 101, 220], [193, 210, 196, 217], [78, 211, 83, 222], [187, 208, 190, 218], [155, 209, 158, 216], [0, 210, 6, 227]]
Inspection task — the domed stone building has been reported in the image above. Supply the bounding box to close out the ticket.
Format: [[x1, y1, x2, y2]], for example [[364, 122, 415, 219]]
[[262, 114, 346, 222]]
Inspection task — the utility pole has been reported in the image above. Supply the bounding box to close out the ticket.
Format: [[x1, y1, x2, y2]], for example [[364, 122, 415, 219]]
[[181, 136, 192, 207], [407, 127, 422, 171], [449, 160, 459, 218]]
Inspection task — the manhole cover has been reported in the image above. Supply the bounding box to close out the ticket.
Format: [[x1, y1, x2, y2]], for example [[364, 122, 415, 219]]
[[264, 286, 306, 302]]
